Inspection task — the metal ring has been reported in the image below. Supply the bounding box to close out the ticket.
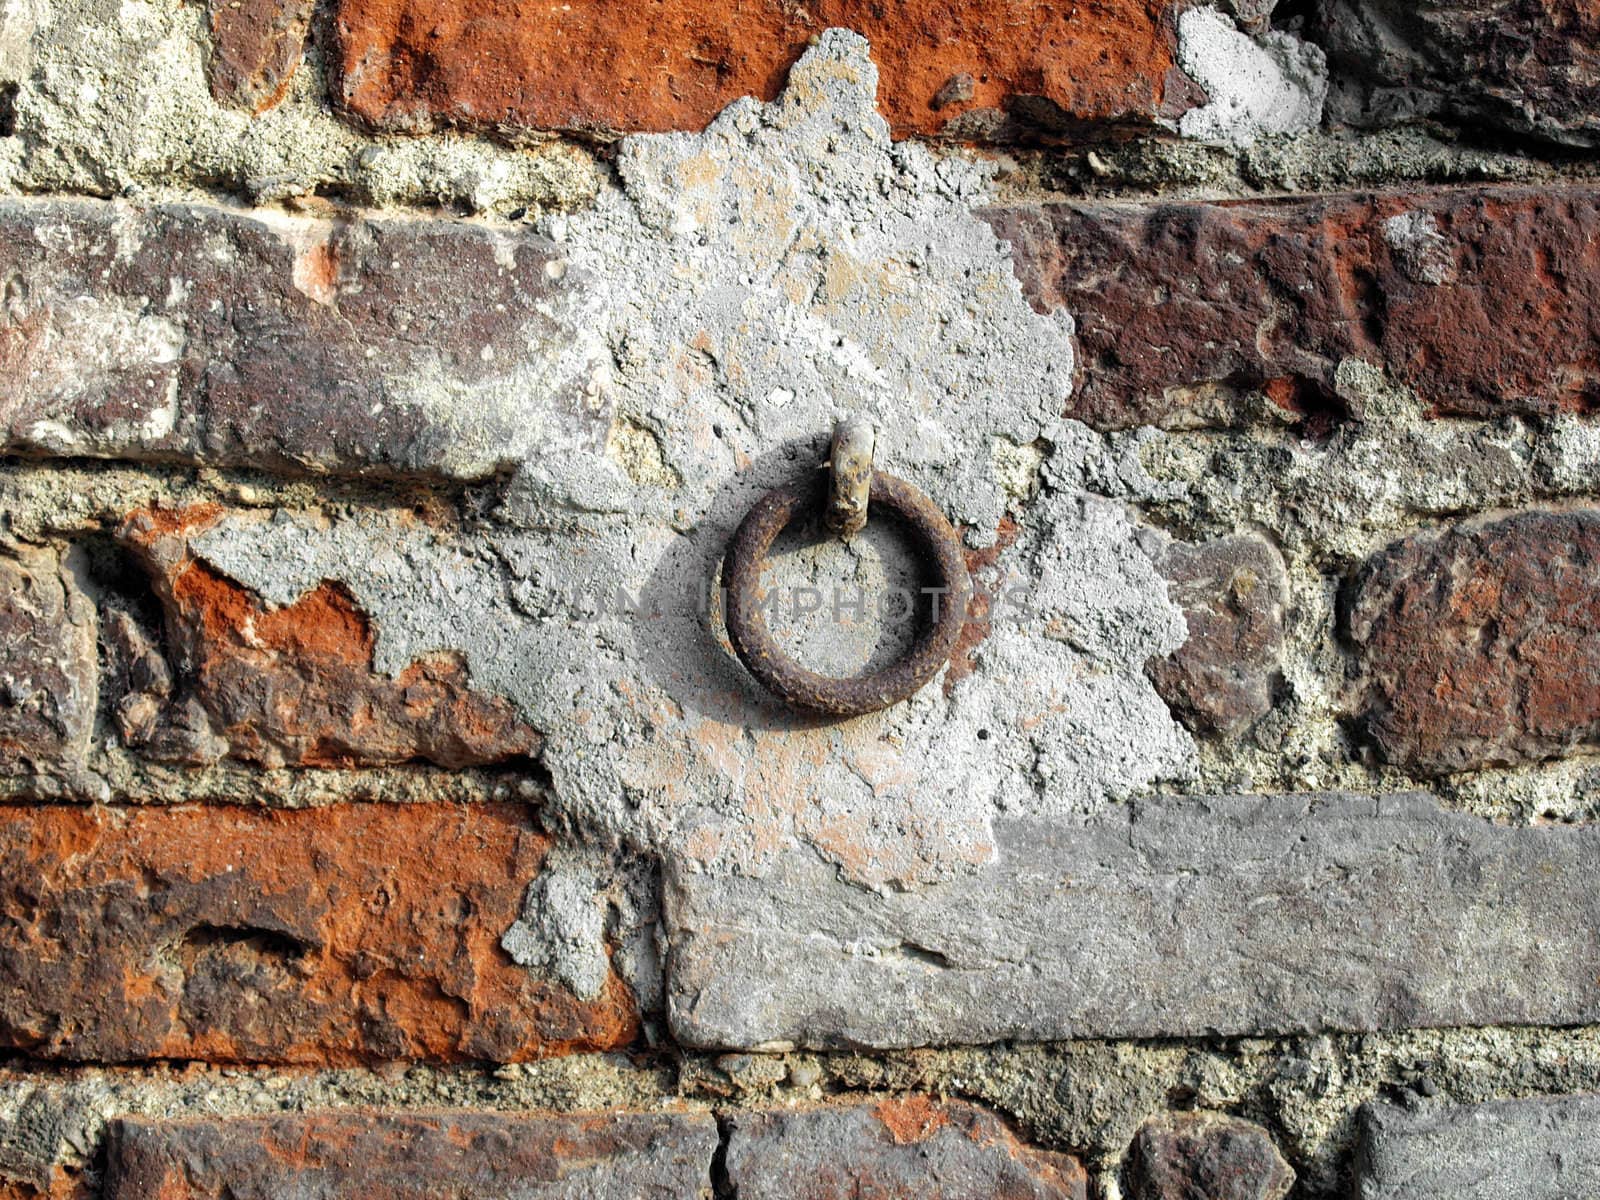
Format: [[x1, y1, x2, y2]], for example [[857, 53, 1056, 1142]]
[[723, 471, 972, 716]]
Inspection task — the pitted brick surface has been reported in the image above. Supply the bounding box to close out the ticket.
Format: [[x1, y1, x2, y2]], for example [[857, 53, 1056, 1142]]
[[1348, 509, 1600, 774], [332, 0, 1196, 139], [0, 803, 637, 1064], [985, 187, 1600, 428]]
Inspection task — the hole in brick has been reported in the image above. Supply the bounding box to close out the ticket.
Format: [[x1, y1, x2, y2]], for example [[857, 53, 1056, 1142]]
[[0, 83, 17, 138], [1261, 374, 1351, 441], [179, 922, 315, 963]]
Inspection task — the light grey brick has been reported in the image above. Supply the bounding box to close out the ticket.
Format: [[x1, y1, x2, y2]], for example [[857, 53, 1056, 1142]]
[[1355, 1094, 1600, 1199], [665, 793, 1600, 1049]]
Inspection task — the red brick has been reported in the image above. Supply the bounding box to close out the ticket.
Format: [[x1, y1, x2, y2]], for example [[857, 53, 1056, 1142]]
[[207, 0, 316, 113], [115, 505, 538, 770], [1128, 1112, 1294, 1200], [0, 549, 96, 776], [104, 1110, 717, 1198], [1348, 509, 1600, 774], [0, 803, 638, 1064], [1149, 534, 1286, 737], [724, 1097, 1086, 1198], [331, 0, 1196, 139], [984, 186, 1600, 429]]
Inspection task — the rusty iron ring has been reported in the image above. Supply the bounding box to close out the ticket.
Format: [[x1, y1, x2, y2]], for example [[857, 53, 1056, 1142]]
[[723, 471, 972, 716]]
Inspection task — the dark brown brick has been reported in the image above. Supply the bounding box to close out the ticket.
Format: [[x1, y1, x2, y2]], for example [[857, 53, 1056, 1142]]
[[1128, 1112, 1294, 1200], [0, 200, 595, 479], [0, 803, 638, 1064], [207, 0, 315, 113], [1323, 0, 1600, 147], [983, 186, 1600, 429], [0, 548, 96, 775], [1149, 534, 1286, 736], [1348, 509, 1600, 774], [104, 1110, 718, 1198], [724, 1097, 1086, 1199], [332, 0, 1196, 140], [113, 505, 538, 770]]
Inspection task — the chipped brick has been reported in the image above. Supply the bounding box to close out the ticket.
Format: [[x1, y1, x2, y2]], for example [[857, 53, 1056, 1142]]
[[116, 506, 539, 770], [0, 803, 638, 1064], [1128, 1112, 1294, 1200], [331, 0, 1196, 139], [206, 0, 315, 113], [725, 1099, 1086, 1199], [1323, 0, 1600, 147], [0, 548, 96, 776], [1149, 534, 1286, 736]]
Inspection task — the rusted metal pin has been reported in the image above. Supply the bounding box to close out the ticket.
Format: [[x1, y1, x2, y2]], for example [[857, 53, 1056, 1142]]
[[724, 439, 972, 717], [825, 417, 875, 538]]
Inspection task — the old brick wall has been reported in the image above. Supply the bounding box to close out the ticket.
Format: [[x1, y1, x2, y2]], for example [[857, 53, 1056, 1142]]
[[1, 1, 1598, 1197]]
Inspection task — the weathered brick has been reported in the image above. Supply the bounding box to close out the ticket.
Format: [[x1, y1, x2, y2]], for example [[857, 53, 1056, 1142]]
[[1322, 0, 1600, 147], [665, 793, 1600, 1049], [984, 186, 1600, 429], [1128, 1112, 1294, 1200], [104, 1110, 718, 1198], [0, 200, 597, 479], [207, 0, 315, 113], [114, 505, 538, 770], [1148, 534, 1286, 736], [0, 803, 637, 1063], [0, 549, 96, 775], [332, 0, 1196, 139], [725, 1097, 1086, 1198], [1355, 1094, 1600, 1198], [1348, 509, 1600, 774]]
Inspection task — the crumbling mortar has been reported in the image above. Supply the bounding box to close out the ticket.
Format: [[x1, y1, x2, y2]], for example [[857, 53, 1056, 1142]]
[[7, 1026, 1600, 1199]]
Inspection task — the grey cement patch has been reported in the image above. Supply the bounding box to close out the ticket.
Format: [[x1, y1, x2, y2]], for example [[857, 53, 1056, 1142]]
[[664, 792, 1600, 1050], [1177, 7, 1328, 149], [186, 33, 1195, 895]]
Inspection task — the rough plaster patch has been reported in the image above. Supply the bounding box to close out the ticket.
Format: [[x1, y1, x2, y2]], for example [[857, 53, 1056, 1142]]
[[0, 0, 597, 213], [187, 33, 1195, 899], [1177, 7, 1328, 149]]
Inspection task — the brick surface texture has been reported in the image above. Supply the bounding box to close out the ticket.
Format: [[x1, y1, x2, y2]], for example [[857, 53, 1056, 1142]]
[[332, 0, 1195, 138], [985, 187, 1600, 428], [117, 505, 540, 769], [4, 0, 1600, 1196], [1349, 510, 1600, 774], [105, 1111, 720, 1198], [0, 803, 636, 1063]]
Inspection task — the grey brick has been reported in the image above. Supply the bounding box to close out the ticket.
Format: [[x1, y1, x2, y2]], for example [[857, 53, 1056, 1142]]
[[1355, 1094, 1600, 1199], [665, 793, 1600, 1049]]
